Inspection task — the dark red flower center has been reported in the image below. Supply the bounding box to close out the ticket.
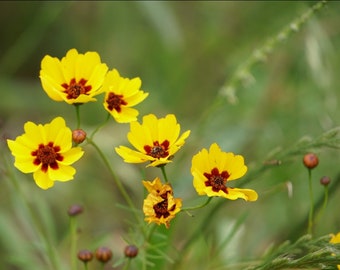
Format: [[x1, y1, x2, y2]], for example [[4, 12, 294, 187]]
[[106, 92, 127, 112], [144, 140, 170, 159], [62, 78, 92, 99], [203, 167, 230, 193], [153, 191, 175, 218], [31, 142, 63, 172]]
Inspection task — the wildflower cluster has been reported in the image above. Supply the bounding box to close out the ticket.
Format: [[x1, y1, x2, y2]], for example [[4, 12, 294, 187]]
[[7, 48, 258, 227], [6, 48, 259, 268], [4, 2, 340, 269]]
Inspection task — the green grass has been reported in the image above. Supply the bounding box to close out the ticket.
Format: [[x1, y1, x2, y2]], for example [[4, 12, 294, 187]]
[[1, 1, 340, 269]]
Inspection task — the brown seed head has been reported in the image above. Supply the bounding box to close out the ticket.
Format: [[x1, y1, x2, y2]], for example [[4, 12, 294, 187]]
[[303, 153, 319, 169], [72, 129, 87, 144], [95, 246, 113, 263], [77, 249, 93, 263], [320, 176, 331, 186], [68, 204, 83, 216], [124, 245, 138, 258]]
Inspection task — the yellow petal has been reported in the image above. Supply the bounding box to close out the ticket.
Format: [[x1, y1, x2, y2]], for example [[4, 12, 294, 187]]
[[7, 139, 32, 158], [62, 49, 78, 82], [13, 157, 38, 173], [222, 188, 258, 201], [60, 147, 84, 165], [159, 114, 180, 144], [142, 177, 163, 193], [86, 63, 109, 93], [48, 164, 76, 181], [124, 91, 148, 107], [142, 114, 159, 142], [115, 146, 153, 163], [39, 73, 65, 101], [33, 170, 54, 190], [147, 159, 172, 167], [45, 117, 71, 149], [128, 121, 153, 152], [108, 107, 139, 123], [23, 121, 46, 145], [40, 55, 66, 85]]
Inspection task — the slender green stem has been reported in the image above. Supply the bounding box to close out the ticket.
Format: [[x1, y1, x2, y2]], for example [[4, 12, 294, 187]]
[[70, 216, 78, 270], [219, 0, 328, 104], [307, 169, 314, 235], [75, 104, 81, 129], [160, 166, 169, 183], [196, 0, 329, 135], [86, 137, 139, 223], [322, 185, 329, 215], [83, 263, 89, 270], [181, 197, 213, 212], [90, 113, 111, 139], [3, 152, 61, 270], [315, 185, 329, 226], [123, 259, 131, 270]]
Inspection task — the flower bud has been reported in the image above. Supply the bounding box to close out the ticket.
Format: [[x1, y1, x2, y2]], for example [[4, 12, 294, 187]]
[[124, 245, 138, 258], [77, 249, 93, 263], [72, 129, 87, 144], [95, 246, 113, 263], [303, 153, 319, 169], [68, 204, 83, 216], [320, 176, 331, 186]]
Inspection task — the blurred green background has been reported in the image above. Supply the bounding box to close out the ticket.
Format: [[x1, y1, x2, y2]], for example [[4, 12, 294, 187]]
[[1, 1, 340, 269]]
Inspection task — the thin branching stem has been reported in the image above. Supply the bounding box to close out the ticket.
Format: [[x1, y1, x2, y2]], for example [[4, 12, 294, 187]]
[[160, 166, 169, 183], [308, 168, 314, 235]]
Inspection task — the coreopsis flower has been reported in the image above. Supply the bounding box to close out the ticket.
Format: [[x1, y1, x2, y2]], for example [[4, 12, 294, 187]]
[[102, 69, 148, 123], [7, 117, 84, 190], [39, 48, 108, 104], [143, 177, 182, 228], [115, 114, 190, 167], [191, 143, 258, 201]]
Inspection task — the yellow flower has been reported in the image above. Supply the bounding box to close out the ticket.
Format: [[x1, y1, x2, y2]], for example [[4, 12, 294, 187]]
[[191, 143, 258, 201], [39, 48, 108, 104], [7, 117, 84, 190], [115, 114, 190, 167], [330, 232, 340, 270], [330, 233, 340, 244], [142, 177, 182, 228], [102, 69, 148, 123]]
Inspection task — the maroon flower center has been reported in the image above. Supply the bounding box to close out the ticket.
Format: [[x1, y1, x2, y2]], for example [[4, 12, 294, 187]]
[[203, 167, 230, 193], [144, 140, 170, 159], [61, 78, 92, 99], [31, 142, 63, 172], [153, 191, 175, 218], [106, 92, 127, 112]]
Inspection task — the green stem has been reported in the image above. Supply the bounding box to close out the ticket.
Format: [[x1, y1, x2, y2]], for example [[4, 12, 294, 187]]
[[83, 263, 89, 270], [86, 137, 139, 223], [307, 169, 314, 235], [181, 197, 213, 212], [3, 152, 61, 270], [70, 216, 78, 270], [219, 0, 328, 104], [196, 0, 329, 134], [315, 185, 329, 226], [90, 113, 111, 140], [160, 166, 169, 183], [322, 185, 329, 216], [123, 259, 131, 270], [75, 104, 81, 129]]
